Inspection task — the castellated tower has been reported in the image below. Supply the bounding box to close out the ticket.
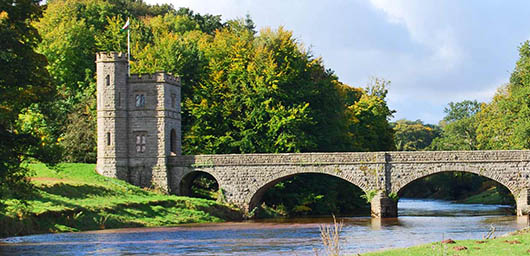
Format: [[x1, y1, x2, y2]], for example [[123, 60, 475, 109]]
[[96, 52, 182, 192], [96, 52, 129, 181]]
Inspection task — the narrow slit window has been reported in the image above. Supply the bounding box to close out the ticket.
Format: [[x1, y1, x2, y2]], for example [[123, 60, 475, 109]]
[[105, 74, 110, 86], [171, 93, 177, 109], [118, 92, 121, 107], [170, 129, 177, 154], [107, 132, 111, 145]]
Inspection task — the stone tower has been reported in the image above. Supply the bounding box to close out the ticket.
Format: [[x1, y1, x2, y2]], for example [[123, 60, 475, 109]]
[[96, 52, 181, 192], [96, 52, 129, 181]]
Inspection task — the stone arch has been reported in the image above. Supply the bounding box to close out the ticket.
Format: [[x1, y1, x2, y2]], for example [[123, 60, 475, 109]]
[[179, 170, 219, 197], [247, 170, 369, 212], [394, 168, 519, 202]]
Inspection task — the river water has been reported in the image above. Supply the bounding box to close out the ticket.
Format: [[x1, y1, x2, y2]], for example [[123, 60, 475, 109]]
[[0, 199, 526, 255]]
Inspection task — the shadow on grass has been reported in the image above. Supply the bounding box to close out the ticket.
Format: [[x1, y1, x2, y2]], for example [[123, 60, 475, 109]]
[[40, 183, 116, 199]]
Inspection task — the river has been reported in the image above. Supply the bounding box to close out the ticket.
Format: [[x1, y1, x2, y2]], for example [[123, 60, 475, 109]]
[[0, 199, 526, 255]]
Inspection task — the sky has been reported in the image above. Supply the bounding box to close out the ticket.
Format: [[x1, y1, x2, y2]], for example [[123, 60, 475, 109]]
[[146, 0, 530, 124]]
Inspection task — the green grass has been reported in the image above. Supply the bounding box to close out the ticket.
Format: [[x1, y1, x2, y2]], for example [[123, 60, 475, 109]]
[[0, 163, 241, 238], [363, 228, 530, 256], [459, 186, 516, 205]]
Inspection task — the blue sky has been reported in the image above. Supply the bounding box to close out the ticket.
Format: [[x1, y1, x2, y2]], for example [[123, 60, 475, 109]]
[[146, 0, 530, 124]]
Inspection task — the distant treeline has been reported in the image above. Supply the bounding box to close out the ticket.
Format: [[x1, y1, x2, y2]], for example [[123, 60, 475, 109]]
[[393, 41, 530, 151]]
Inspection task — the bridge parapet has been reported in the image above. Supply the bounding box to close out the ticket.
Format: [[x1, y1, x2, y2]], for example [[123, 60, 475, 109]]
[[170, 152, 388, 167], [171, 150, 530, 167], [387, 150, 530, 163]]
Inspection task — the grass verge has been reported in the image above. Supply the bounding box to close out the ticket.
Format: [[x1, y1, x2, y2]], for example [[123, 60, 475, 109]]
[[363, 228, 530, 256], [459, 186, 516, 205], [0, 163, 241, 238]]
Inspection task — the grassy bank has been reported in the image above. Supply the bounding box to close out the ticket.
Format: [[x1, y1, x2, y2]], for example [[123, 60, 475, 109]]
[[458, 186, 516, 205], [363, 228, 530, 256], [0, 163, 241, 238]]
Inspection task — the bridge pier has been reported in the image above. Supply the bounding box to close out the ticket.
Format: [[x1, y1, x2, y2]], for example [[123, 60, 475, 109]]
[[370, 191, 397, 218], [516, 189, 530, 216]]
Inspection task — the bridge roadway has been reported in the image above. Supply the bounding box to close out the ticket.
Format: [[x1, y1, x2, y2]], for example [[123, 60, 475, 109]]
[[166, 150, 530, 217]]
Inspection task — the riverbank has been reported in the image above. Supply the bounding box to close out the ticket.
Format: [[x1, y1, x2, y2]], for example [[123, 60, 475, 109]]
[[0, 163, 241, 238], [458, 186, 515, 205], [363, 227, 530, 255]]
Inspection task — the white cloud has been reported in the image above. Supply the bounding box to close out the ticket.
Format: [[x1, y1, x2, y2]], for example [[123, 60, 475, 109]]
[[368, 0, 463, 69]]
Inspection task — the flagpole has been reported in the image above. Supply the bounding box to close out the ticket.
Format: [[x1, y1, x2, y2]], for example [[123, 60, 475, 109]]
[[127, 25, 130, 77]]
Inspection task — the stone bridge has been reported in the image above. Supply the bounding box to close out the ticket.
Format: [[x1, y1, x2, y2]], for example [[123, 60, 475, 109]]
[[94, 52, 530, 218], [168, 150, 530, 217]]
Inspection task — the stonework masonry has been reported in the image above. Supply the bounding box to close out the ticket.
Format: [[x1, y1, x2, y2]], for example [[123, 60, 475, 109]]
[[168, 151, 530, 217], [96, 52, 181, 192], [96, 52, 530, 218]]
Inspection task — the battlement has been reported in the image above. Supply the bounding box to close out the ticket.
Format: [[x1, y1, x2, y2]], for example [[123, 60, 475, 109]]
[[128, 72, 181, 86], [96, 52, 128, 62]]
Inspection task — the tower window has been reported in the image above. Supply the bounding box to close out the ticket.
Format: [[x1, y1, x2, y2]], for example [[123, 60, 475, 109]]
[[105, 74, 110, 86], [106, 132, 111, 145], [135, 94, 145, 107], [170, 129, 177, 154], [136, 133, 146, 153], [171, 93, 177, 109]]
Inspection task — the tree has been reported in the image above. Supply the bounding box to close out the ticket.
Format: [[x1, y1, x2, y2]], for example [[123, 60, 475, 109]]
[[392, 119, 440, 151], [175, 7, 224, 34], [346, 79, 396, 151], [35, 0, 165, 162], [35, 0, 116, 162], [60, 93, 97, 163], [476, 41, 530, 150], [0, 0, 57, 199], [429, 100, 482, 150], [37, 1, 397, 162]]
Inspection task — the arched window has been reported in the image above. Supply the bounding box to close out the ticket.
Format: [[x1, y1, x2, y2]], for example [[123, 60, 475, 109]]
[[170, 129, 177, 154]]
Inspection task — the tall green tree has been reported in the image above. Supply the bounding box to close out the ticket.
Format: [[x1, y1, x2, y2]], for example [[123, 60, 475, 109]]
[[393, 119, 440, 151], [429, 100, 482, 150], [35, 0, 119, 162], [0, 0, 57, 199], [476, 41, 530, 150], [346, 79, 395, 151]]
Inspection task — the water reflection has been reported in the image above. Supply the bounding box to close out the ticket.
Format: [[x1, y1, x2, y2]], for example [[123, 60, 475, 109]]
[[0, 199, 525, 255], [398, 198, 514, 216]]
